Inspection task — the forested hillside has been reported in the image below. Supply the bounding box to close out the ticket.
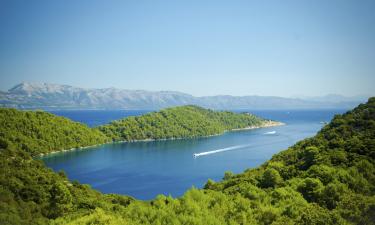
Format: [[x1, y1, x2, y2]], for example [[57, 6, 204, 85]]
[[0, 108, 109, 156], [0, 99, 374, 224], [98, 105, 273, 141]]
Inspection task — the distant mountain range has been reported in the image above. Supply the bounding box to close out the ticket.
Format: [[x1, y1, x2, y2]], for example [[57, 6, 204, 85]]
[[0, 82, 369, 110]]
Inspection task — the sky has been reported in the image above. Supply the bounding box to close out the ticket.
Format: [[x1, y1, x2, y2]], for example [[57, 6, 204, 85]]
[[0, 0, 374, 97]]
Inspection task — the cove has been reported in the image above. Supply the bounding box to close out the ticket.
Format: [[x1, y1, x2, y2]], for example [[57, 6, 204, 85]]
[[42, 109, 345, 200]]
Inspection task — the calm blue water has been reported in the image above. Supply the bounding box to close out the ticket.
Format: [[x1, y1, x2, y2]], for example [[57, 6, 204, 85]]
[[43, 109, 346, 200], [48, 110, 150, 127]]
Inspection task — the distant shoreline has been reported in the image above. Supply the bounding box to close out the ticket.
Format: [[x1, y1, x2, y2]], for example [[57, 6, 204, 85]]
[[38, 120, 285, 158], [229, 120, 285, 131]]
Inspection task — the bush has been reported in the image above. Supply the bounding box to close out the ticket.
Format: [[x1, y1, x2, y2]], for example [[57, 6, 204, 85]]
[[260, 168, 283, 188]]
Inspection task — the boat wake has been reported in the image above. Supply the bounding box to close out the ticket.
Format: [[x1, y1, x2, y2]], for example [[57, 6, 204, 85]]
[[193, 144, 249, 158], [264, 131, 276, 135]]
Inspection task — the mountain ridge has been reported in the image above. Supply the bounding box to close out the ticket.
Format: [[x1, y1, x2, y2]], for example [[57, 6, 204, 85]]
[[0, 82, 367, 110]]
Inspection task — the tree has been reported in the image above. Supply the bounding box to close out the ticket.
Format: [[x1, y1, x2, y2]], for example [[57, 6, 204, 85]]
[[301, 146, 321, 169], [49, 182, 72, 218], [260, 168, 283, 188], [321, 182, 349, 210], [297, 178, 323, 203], [297, 203, 345, 225], [203, 179, 216, 190], [223, 171, 234, 180]]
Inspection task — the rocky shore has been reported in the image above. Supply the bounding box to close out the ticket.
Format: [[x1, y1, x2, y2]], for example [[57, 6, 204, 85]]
[[230, 120, 285, 131]]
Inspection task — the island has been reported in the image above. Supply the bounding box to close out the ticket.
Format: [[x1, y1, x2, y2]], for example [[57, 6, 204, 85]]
[[97, 105, 284, 142]]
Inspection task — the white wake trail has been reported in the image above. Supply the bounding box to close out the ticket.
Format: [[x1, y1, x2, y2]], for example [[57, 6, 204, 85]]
[[193, 145, 249, 158]]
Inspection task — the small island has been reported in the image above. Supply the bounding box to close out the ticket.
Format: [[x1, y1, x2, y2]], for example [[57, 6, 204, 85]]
[[97, 105, 284, 142]]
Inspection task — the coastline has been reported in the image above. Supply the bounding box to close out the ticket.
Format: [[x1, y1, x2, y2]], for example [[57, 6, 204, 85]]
[[37, 143, 105, 157], [229, 120, 285, 131], [38, 120, 285, 158]]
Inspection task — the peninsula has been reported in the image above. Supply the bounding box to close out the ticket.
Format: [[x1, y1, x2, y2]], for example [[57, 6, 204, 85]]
[[0, 105, 282, 157]]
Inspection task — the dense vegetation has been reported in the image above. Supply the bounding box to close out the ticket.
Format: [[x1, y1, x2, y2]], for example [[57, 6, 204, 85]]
[[0, 99, 374, 224], [98, 105, 270, 141], [0, 108, 109, 156]]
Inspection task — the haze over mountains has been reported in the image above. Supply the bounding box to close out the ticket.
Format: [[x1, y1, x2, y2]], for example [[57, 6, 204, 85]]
[[0, 82, 369, 110]]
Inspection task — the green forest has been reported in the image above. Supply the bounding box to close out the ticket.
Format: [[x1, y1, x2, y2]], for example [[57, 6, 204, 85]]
[[0, 108, 109, 156], [0, 99, 374, 224], [97, 105, 272, 141]]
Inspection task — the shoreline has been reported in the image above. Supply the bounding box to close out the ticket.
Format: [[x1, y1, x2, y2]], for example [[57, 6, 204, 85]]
[[37, 143, 105, 157], [229, 120, 285, 131], [38, 120, 285, 158]]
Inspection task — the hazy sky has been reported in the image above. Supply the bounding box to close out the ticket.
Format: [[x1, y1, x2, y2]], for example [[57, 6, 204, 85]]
[[0, 0, 374, 97]]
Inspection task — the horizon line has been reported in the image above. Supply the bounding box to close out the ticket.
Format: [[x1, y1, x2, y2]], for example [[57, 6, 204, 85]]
[[3, 81, 372, 99]]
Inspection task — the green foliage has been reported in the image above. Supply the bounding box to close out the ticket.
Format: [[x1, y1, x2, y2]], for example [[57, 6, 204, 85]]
[[49, 182, 73, 218], [223, 171, 235, 180], [0, 108, 109, 156], [300, 146, 322, 169], [259, 168, 283, 188], [98, 105, 269, 141], [321, 181, 349, 210], [297, 178, 324, 203], [1, 98, 375, 224], [297, 203, 346, 225]]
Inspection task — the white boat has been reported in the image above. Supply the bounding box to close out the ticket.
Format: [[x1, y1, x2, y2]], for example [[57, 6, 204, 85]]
[[264, 131, 276, 135], [193, 145, 248, 158]]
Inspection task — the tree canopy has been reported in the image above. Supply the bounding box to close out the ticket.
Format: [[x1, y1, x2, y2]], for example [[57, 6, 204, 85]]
[[0, 108, 109, 156], [98, 105, 271, 141]]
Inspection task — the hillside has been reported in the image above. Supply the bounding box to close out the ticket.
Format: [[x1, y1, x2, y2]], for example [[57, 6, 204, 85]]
[[0, 108, 109, 156], [0, 82, 365, 110], [0, 98, 374, 224], [98, 105, 276, 141]]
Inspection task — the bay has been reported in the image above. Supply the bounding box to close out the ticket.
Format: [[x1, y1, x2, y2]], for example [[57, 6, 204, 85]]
[[43, 109, 346, 200]]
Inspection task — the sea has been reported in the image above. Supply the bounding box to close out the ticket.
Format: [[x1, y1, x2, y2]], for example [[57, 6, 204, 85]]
[[42, 109, 346, 200]]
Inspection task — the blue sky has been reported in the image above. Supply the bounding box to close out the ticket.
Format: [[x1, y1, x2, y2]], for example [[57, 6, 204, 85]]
[[0, 0, 374, 97]]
